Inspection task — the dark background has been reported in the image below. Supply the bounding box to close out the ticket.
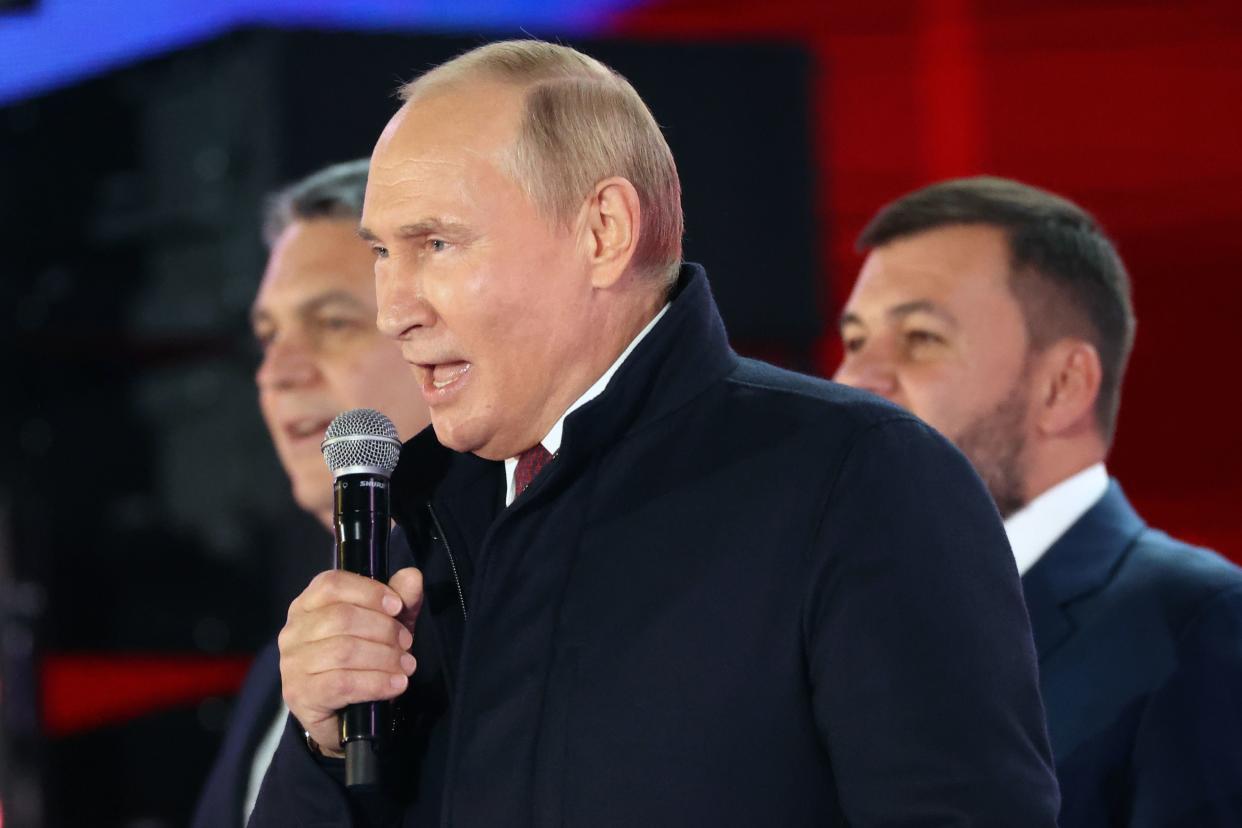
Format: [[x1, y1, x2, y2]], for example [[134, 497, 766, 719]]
[[3, 0, 1242, 825]]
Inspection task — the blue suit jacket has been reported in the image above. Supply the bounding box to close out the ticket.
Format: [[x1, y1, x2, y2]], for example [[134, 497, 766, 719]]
[[190, 642, 282, 828], [1023, 482, 1242, 826]]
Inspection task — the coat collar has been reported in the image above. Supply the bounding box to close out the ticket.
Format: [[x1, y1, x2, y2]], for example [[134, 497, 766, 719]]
[[1020, 480, 1147, 661], [390, 263, 736, 515]]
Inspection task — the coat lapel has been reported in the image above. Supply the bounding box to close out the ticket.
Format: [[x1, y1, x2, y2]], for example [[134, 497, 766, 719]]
[[1021, 481, 1146, 662]]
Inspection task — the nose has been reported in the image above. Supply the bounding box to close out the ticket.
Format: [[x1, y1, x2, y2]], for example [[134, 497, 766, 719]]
[[376, 262, 436, 340], [256, 335, 318, 391], [835, 344, 899, 401]]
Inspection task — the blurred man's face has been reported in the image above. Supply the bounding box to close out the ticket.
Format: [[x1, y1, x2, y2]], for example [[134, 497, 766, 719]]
[[833, 224, 1034, 515], [363, 80, 598, 461], [253, 218, 429, 524]]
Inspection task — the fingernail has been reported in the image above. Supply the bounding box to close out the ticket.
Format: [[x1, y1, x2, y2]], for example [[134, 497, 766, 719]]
[[399, 628, 413, 650], [382, 595, 402, 615], [390, 673, 408, 690], [400, 654, 417, 674]]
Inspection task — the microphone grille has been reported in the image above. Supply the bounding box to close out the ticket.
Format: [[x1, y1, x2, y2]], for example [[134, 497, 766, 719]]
[[321, 408, 401, 475]]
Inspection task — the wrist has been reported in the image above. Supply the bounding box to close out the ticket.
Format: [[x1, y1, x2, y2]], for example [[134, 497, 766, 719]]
[[304, 728, 346, 760]]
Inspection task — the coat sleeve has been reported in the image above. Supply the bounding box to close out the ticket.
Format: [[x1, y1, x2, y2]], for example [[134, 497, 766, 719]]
[[1128, 584, 1242, 826], [247, 714, 413, 828], [247, 527, 432, 827], [246, 716, 359, 828], [804, 417, 1060, 825]]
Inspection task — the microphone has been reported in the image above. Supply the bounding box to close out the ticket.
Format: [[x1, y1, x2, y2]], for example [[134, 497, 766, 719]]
[[320, 408, 402, 789]]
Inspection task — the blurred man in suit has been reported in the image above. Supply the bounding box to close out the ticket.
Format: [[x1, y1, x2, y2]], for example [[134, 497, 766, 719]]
[[190, 159, 429, 827], [836, 175, 1242, 826], [249, 41, 1059, 827]]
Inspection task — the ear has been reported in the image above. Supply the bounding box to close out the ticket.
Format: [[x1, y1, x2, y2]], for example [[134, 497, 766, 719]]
[[1034, 339, 1102, 438], [581, 176, 641, 290]]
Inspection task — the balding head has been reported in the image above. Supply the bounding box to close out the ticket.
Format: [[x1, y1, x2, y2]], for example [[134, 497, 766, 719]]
[[398, 40, 683, 285]]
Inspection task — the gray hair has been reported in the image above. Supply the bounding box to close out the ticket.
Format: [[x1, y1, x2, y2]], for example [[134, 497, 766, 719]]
[[262, 159, 369, 247]]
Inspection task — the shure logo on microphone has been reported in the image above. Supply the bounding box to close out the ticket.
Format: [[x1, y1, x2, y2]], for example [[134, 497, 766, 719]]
[[360, 479, 386, 489]]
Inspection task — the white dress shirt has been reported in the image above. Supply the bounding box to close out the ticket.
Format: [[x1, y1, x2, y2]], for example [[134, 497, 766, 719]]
[[503, 304, 670, 506], [1004, 462, 1109, 576], [245, 702, 288, 823]]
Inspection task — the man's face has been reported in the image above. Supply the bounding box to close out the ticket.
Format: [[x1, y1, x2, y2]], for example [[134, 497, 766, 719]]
[[833, 224, 1034, 514], [363, 80, 599, 460], [253, 218, 430, 523]]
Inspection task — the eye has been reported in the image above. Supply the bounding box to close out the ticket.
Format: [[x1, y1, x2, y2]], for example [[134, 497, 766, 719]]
[[905, 330, 945, 348], [371, 244, 389, 259], [427, 238, 449, 253], [842, 335, 866, 354], [253, 327, 275, 351], [315, 316, 360, 334]]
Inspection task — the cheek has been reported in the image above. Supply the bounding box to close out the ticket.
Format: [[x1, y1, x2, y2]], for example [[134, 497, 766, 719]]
[[257, 389, 282, 435], [449, 262, 548, 360], [329, 341, 411, 404], [424, 255, 507, 337], [896, 364, 975, 434]]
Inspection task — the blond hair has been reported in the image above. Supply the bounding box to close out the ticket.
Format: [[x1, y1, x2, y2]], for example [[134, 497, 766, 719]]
[[398, 40, 684, 285]]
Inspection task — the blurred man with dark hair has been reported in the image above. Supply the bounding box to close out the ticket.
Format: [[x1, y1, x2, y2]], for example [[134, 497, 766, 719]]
[[190, 159, 429, 827], [836, 175, 1242, 826], [249, 41, 1059, 827]]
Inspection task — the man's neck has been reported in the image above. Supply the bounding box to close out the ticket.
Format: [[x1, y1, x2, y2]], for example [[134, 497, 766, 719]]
[[502, 298, 669, 505], [515, 291, 666, 453], [1020, 433, 1108, 506]]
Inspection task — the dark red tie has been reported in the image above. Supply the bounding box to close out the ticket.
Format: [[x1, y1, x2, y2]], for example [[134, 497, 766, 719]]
[[514, 444, 553, 497]]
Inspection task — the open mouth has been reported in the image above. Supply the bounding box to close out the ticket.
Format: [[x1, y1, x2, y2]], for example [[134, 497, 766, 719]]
[[431, 362, 470, 389], [417, 361, 472, 401]]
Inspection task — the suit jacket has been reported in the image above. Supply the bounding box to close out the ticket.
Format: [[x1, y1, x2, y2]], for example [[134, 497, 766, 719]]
[[191, 642, 282, 828], [1023, 482, 1242, 826], [251, 263, 1059, 827]]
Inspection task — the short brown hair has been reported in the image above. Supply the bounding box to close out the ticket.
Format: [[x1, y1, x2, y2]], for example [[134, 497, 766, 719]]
[[398, 40, 683, 285], [858, 176, 1136, 444]]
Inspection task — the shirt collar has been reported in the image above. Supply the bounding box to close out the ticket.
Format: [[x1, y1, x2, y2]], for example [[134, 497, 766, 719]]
[[1004, 462, 1109, 576], [503, 303, 670, 505]]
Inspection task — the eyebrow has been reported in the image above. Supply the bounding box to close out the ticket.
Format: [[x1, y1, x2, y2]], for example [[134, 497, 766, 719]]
[[250, 289, 367, 329], [838, 300, 958, 330], [357, 219, 472, 242]]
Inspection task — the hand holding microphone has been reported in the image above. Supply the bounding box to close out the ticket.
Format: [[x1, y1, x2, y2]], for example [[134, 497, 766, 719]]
[[275, 409, 422, 787]]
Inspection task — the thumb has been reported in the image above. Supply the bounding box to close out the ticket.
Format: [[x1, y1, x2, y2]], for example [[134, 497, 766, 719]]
[[388, 566, 424, 631]]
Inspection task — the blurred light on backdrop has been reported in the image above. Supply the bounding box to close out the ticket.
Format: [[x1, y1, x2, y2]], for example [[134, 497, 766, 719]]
[[0, 0, 644, 105]]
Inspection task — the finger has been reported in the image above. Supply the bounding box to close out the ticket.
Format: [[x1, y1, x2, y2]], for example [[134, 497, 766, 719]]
[[291, 570, 404, 617], [300, 635, 417, 676], [388, 567, 425, 630], [292, 668, 411, 714], [302, 603, 411, 648]]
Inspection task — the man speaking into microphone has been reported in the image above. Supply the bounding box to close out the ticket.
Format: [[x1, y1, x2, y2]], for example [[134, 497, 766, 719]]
[[251, 40, 1060, 826], [190, 160, 429, 828]]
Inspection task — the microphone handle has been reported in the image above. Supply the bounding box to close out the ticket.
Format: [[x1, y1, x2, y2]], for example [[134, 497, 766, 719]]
[[333, 472, 392, 789]]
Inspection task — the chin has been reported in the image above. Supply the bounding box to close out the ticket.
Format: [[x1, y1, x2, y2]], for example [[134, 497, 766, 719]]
[[430, 417, 498, 459], [291, 477, 332, 518], [431, 420, 473, 455]]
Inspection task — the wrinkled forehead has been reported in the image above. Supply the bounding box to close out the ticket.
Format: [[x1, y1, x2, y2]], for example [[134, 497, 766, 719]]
[[362, 93, 535, 232]]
